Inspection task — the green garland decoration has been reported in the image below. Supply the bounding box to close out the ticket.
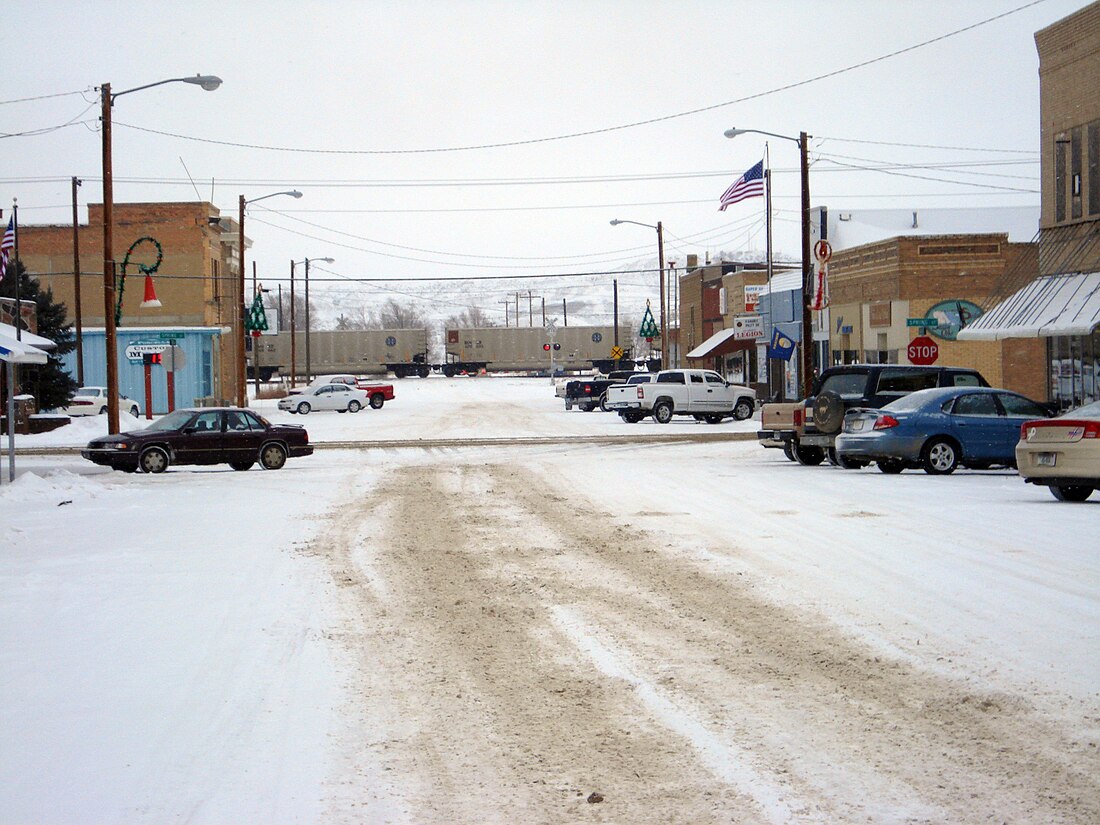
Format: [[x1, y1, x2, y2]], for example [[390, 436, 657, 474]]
[[116, 235, 164, 325]]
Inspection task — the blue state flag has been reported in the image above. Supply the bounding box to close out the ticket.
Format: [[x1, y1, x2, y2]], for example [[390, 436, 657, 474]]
[[767, 326, 796, 361]]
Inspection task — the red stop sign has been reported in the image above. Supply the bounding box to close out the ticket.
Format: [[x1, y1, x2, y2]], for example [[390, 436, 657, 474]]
[[907, 335, 939, 365]]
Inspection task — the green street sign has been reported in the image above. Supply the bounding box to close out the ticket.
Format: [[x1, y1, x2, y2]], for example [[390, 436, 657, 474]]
[[907, 318, 939, 327]]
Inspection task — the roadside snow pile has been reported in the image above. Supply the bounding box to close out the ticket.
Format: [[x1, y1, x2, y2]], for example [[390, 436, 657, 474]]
[[0, 469, 107, 507]]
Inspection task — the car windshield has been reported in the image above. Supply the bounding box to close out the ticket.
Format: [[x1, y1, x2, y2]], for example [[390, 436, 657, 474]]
[[1065, 399, 1100, 419], [882, 389, 944, 412], [141, 410, 196, 432], [818, 373, 867, 399]]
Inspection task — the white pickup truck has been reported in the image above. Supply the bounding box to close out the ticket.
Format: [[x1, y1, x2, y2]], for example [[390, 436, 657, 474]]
[[605, 369, 756, 424]]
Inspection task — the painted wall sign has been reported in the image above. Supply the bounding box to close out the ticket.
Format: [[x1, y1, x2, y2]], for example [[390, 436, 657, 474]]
[[924, 300, 983, 341]]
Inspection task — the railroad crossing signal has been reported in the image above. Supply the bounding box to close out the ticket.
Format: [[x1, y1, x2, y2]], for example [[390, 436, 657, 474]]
[[543, 343, 561, 351], [610, 345, 624, 359]]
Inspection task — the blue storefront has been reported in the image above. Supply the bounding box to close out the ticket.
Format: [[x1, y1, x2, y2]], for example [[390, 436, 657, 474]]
[[59, 327, 224, 414]]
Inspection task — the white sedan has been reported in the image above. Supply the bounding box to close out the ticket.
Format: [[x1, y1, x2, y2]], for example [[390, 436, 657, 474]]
[[65, 386, 141, 418], [278, 383, 369, 414]]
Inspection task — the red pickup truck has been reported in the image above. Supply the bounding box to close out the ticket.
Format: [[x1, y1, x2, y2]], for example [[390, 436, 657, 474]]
[[288, 374, 395, 409]]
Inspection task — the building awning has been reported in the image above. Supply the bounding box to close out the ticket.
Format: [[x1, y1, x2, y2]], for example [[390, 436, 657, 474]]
[[0, 332, 49, 364], [0, 323, 56, 351], [685, 318, 764, 360], [957, 271, 1100, 340]]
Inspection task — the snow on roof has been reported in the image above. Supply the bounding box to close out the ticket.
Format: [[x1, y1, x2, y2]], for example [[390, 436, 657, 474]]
[[0, 323, 56, 350], [827, 206, 1038, 249]]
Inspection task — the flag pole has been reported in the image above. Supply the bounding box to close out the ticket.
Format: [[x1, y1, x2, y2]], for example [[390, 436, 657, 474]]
[[765, 144, 777, 400], [12, 200, 20, 342]]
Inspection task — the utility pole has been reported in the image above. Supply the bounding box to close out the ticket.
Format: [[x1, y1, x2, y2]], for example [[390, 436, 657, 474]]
[[515, 292, 520, 327], [289, 260, 297, 389], [499, 298, 509, 326], [657, 221, 667, 370], [528, 290, 533, 326], [799, 130, 813, 398], [71, 176, 84, 385], [541, 296, 545, 325], [563, 298, 568, 327], [613, 279, 619, 348]]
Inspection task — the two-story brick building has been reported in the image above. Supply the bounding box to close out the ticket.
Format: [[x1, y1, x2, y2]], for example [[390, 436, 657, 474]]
[[16, 201, 247, 405], [959, 1, 1100, 406]]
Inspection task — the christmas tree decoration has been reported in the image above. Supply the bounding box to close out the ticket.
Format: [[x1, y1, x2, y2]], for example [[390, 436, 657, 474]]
[[638, 301, 660, 342], [116, 236, 163, 323], [246, 287, 269, 337]]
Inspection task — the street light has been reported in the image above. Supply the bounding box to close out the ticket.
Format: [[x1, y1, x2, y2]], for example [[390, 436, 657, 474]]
[[725, 126, 813, 398], [100, 74, 221, 433], [610, 219, 666, 370], [237, 190, 302, 407], [291, 256, 334, 386]]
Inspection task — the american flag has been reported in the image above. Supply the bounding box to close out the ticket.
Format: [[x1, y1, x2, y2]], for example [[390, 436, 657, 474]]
[[718, 159, 765, 211], [0, 217, 14, 281]]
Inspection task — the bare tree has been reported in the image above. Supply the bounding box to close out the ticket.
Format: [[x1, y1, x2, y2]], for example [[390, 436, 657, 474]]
[[378, 298, 428, 329], [444, 305, 497, 328]]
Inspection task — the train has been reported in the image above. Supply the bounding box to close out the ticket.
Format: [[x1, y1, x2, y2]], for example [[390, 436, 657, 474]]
[[248, 325, 653, 380]]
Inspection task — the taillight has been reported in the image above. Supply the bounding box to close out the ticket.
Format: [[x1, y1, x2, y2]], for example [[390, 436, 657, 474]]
[[584, 384, 592, 393], [72, 400, 92, 406], [637, 386, 644, 398], [793, 408, 803, 427], [874, 414, 899, 430]]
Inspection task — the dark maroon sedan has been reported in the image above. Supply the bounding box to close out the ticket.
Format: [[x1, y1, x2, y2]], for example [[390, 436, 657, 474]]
[[82, 407, 314, 473]]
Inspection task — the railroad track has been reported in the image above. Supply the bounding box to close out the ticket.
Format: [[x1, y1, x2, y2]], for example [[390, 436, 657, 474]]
[[15, 430, 757, 456]]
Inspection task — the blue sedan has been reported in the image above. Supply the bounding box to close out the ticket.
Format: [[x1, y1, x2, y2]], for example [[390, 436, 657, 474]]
[[835, 386, 1051, 475]]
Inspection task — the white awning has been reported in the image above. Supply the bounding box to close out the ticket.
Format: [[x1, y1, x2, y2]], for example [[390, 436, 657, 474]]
[[957, 271, 1100, 340], [0, 323, 56, 351], [0, 332, 49, 364], [685, 317, 764, 359]]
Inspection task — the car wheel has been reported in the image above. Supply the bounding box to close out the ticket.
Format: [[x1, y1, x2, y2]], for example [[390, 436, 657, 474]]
[[704, 415, 724, 424], [418, 366, 430, 378], [259, 443, 288, 470], [370, 393, 384, 409], [793, 442, 826, 466], [828, 448, 867, 469], [1050, 485, 1094, 502], [653, 400, 674, 424], [229, 460, 254, 471], [348, 400, 362, 413], [99, 406, 108, 415], [599, 394, 610, 413], [782, 441, 796, 462], [129, 405, 140, 417], [877, 458, 905, 474], [139, 446, 169, 474], [296, 402, 311, 415], [733, 398, 754, 421], [922, 437, 959, 475]]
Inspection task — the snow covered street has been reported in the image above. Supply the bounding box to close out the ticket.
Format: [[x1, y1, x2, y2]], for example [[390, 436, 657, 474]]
[[2, 377, 1098, 823]]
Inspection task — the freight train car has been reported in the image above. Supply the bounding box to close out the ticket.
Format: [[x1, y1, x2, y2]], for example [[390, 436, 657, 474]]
[[248, 328, 430, 380], [443, 325, 637, 375]]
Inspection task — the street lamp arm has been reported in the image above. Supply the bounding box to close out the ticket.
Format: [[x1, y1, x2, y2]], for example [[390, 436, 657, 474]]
[[609, 218, 656, 230], [246, 190, 303, 206], [724, 126, 805, 145], [108, 74, 223, 102]]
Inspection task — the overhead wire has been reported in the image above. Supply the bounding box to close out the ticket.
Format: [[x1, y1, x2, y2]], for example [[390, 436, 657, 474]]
[[105, 1, 1048, 155]]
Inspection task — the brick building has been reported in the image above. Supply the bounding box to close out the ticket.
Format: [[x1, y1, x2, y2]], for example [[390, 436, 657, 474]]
[[678, 256, 770, 391], [828, 234, 1045, 398], [16, 202, 247, 403], [959, 1, 1100, 405]]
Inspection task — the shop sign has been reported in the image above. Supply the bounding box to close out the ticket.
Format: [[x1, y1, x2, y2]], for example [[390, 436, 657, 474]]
[[924, 300, 983, 341]]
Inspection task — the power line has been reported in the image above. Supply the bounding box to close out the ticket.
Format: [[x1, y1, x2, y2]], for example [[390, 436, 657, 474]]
[[0, 89, 92, 105], [106, 1, 1048, 155]]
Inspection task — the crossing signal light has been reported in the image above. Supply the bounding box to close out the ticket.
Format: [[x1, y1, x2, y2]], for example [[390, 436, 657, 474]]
[[553, 343, 561, 350], [543, 343, 551, 351], [143, 352, 162, 365]]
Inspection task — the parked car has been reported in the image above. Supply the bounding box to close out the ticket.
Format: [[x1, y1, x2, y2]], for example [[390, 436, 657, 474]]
[[287, 374, 395, 409], [81, 407, 313, 473], [605, 369, 756, 423], [278, 383, 371, 414], [758, 364, 990, 465], [835, 386, 1051, 474], [64, 386, 141, 418], [1016, 399, 1100, 502], [564, 371, 646, 412]]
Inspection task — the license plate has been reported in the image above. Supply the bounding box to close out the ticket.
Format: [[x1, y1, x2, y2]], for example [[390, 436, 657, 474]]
[[1036, 452, 1057, 466], [849, 419, 864, 432]]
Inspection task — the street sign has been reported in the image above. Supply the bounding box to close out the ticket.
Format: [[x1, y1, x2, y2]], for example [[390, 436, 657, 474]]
[[610, 345, 624, 359], [164, 345, 187, 371], [125, 341, 169, 362], [906, 318, 939, 327], [729, 314, 765, 340], [907, 335, 939, 366]]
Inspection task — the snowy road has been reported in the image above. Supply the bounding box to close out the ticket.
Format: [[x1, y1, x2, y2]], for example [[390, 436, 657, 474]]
[[1, 378, 1098, 823]]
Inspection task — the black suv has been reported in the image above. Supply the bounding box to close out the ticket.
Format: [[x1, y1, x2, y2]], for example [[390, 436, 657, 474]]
[[796, 364, 989, 464]]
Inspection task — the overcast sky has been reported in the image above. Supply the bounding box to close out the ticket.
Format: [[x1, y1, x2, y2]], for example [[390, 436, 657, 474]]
[[3, 0, 1089, 318]]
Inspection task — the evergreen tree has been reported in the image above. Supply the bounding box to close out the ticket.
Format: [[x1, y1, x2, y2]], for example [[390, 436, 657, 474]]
[[0, 259, 78, 410]]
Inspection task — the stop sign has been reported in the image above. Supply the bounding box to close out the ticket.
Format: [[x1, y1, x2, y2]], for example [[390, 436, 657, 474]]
[[907, 335, 939, 366]]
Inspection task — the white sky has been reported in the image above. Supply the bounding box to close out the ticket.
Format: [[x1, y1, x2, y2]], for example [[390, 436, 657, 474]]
[[2, 0, 1089, 320]]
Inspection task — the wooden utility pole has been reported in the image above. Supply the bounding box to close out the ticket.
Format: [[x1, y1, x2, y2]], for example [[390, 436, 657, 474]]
[[71, 177, 84, 385]]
